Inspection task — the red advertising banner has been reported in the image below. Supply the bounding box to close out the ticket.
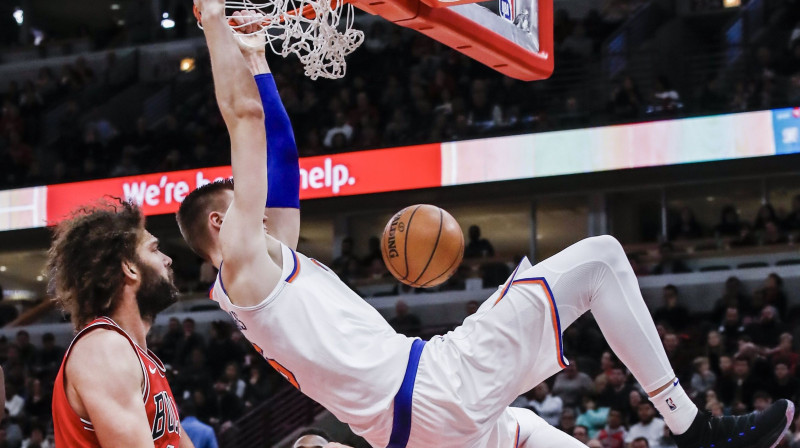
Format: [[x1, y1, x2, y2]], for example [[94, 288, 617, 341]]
[[44, 143, 442, 225], [298, 144, 441, 199]]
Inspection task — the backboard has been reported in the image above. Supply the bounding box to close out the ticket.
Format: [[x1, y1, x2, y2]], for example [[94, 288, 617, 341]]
[[353, 0, 553, 81]]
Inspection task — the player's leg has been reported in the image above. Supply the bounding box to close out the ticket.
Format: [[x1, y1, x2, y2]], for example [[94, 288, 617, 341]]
[[506, 407, 586, 448], [523, 235, 794, 448]]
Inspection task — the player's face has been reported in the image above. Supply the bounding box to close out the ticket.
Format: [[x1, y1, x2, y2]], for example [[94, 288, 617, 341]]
[[134, 231, 178, 321], [137, 231, 173, 284]]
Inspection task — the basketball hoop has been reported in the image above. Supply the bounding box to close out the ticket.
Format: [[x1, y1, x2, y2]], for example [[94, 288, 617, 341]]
[[194, 0, 553, 81], [194, 0, 364, 80]]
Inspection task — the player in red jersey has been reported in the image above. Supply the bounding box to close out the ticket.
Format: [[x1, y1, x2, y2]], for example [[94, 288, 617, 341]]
[[48, 200, 194, 448]]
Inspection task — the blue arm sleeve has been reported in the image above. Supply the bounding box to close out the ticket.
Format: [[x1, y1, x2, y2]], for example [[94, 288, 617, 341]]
[[254, 73, 300, 209]]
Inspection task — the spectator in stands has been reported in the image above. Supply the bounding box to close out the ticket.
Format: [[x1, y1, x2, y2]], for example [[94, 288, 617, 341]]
[[649, 76, 683, 116], [215, 363, 245, 425], [528, 382, 564, 427], [596, 365, 631, 417], [705, 330, 726, 375], [180, 400, 219, 448], [559, 96, 589, 129], [752, 390, 774, 412], [712, 277, 753, 323], [714, 205, 742, 237], [464, 225, 495, 258], [361, 236, 382, 268], [597, 408, 627, 448], [689, 356, 716, 400], [718, 356, 761, 409], [663, 332, 691, 382], [609, 75, 642, 120], [626, 390, 643, 426], [719, 307, 747, 354], [650, 242, 690, 275], [768, 333, 798, 375], [577, 396, 609, 439], [755, 273, 788, 320], [0, 283, 19, 326], [110, 145, 141, 178], [33, 332, 63, 382], [761, 220, 788, 245], [730, 222, 758, 247], [560, 24, 594, 59], [332, 237, 359, 279], [769, 361, 799, 404], [670, 207, 702, 240], [697, 74, 727, 113], [783, 194, 800, 232], [653, 285, 689, 331], [573, 425, 590, 444], [625, 401, 666, 448], [15, 330, 37, 367], [177, 318, 206, 367], [748, 306, 784, 348], [388, 300, 422, 336], [728, 80, 755, 112], [552, 357, 595, 410], [21, 424, 53, 448], [24, 377, 51, 424], [467, 80, 502, 130], [5, 382, 25, 418], [754, 203, 779, 231], [559, 407, 578, 435], [243, 364, 271, 409], [206, 321, 243, 379], [36, 67, 58, 103], [159, 317, 183, 365]]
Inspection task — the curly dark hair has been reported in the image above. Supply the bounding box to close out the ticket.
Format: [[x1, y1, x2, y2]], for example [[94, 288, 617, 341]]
[[176, 178, 234, 259], [47, 199, 145, 330]]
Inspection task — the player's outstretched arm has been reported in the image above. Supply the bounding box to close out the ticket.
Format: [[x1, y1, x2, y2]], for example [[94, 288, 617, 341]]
[[66, 331, 154, 447], [199, 0, 266, 219], [198, 0, 282, 301], [233, 11, 301, 250]]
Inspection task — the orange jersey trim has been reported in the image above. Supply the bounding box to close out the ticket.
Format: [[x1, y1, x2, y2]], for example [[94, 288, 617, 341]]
[[285, 251, 300, 283], [494, 277, 568, 370]]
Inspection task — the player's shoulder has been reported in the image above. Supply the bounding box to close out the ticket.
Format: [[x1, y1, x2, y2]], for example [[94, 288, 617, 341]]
[[66, 328, 141, 384]]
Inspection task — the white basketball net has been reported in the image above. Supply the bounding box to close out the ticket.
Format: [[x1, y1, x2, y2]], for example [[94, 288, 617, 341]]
[[212, 0, 365, 80]]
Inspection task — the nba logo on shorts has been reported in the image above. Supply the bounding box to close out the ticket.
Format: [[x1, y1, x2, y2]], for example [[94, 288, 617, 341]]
[[499, 0, 515, 22], [666, 398, 677, 411]]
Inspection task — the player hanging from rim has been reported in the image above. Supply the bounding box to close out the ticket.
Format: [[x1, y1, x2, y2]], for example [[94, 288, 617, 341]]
[[48, 199, 194, 448], [179, 1, 795, 447]]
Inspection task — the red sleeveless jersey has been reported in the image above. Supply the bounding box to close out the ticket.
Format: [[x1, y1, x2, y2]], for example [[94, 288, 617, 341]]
[[52, 317, 182, 447]]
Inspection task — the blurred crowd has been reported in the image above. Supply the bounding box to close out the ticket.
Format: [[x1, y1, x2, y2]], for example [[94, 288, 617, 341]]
[[1, 259, 799, 447], [0, 317, 283, 448], [1, 5, 800, 189]]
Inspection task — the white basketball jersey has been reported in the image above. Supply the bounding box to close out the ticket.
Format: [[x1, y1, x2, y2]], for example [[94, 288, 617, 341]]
[[210, 242, 413, 435]]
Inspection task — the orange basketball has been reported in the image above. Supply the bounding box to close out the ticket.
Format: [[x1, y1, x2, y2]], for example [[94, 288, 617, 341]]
[[381, 204, 464, 288]]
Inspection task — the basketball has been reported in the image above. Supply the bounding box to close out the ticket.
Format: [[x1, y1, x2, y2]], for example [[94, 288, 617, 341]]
[[381, 205, 464, 288]]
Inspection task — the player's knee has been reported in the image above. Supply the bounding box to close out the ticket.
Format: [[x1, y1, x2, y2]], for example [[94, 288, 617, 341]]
[[585, 235, 626, 265]]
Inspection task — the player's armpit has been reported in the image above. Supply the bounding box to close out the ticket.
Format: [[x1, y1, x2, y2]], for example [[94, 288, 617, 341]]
[[65, 330, 155, 448], [265, 207, 300, 250]]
